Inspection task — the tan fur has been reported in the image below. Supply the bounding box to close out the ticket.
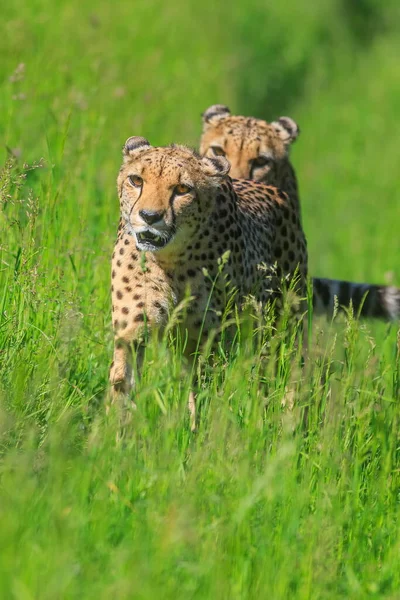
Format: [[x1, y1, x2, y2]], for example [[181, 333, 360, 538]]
[[109, 139, 308, 402]]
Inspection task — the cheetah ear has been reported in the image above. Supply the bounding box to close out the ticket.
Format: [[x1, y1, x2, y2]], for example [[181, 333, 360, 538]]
[[271, 117, 300, 145], [201, 155, 231, 177], [123, 136, 151, 160], [202, 104, 231, 127]]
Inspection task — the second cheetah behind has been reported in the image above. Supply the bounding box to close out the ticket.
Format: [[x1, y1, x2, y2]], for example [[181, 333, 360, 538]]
[[200, 104, 400, 321]]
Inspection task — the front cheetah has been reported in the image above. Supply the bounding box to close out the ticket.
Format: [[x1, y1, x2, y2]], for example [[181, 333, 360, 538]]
[[200, 104, 400, 320], [109, 137, 308, 400]]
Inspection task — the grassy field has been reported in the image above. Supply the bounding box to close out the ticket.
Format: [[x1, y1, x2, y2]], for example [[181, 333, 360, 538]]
[[1, 0, 400, 598]]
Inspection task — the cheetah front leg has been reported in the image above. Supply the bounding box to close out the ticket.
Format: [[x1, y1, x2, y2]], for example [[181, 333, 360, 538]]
[[109, 338, 145, 406], [108, 232, 152, 416], [107, 335, 144, 442], [108, 232, 172, 423]]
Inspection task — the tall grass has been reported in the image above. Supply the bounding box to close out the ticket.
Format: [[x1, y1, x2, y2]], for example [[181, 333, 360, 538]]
[[1, 0, 400, 597]]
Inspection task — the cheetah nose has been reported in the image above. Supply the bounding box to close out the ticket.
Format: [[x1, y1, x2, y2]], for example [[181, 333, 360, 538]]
[[139, 209, 165, 226]]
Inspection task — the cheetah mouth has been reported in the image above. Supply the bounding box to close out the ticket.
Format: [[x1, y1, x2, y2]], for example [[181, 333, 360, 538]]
[[134, 229, 172, 251]]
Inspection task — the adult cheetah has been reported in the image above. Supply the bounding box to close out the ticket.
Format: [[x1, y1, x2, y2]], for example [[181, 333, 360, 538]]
[[109, 137, 308, 402], [200, 104, 400, 320]]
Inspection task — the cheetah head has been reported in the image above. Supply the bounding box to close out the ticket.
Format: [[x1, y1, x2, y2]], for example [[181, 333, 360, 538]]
[[200, 104, 299, 183], [118, 137, 230, 253]]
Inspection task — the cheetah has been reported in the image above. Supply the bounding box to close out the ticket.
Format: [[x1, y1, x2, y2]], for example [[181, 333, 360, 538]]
[[109, 137, 308, 403], [200, 104, 400, 320]]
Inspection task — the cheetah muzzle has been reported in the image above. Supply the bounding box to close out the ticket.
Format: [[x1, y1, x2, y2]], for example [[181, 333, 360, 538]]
[[134, 227, 173, 252]]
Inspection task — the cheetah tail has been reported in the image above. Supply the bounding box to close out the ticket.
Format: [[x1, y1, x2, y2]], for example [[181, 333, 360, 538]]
[[312, 277, 400, 321]]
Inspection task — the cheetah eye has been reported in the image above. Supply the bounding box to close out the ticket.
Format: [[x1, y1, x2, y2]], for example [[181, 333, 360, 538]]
[[211, 146, 226, 157], [252, 156, 273, 168], [128, 174, 143, 187], [175, 183, 192, 195]]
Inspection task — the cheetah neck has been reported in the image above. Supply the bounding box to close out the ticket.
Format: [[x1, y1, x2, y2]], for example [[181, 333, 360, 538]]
[[268, 160, 300, 211]]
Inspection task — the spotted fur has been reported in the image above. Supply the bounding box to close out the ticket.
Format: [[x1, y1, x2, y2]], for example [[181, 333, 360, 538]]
[[200, 105, 400, 320], [109, 139, 308, 400]]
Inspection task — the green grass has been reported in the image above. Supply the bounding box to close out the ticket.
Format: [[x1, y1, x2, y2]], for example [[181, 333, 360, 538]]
[[1, 0, 400, 598]]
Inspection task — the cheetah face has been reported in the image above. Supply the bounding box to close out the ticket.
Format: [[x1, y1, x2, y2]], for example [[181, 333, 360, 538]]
[[200, 104, 299, 183], [118, 137, 230, 253]]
